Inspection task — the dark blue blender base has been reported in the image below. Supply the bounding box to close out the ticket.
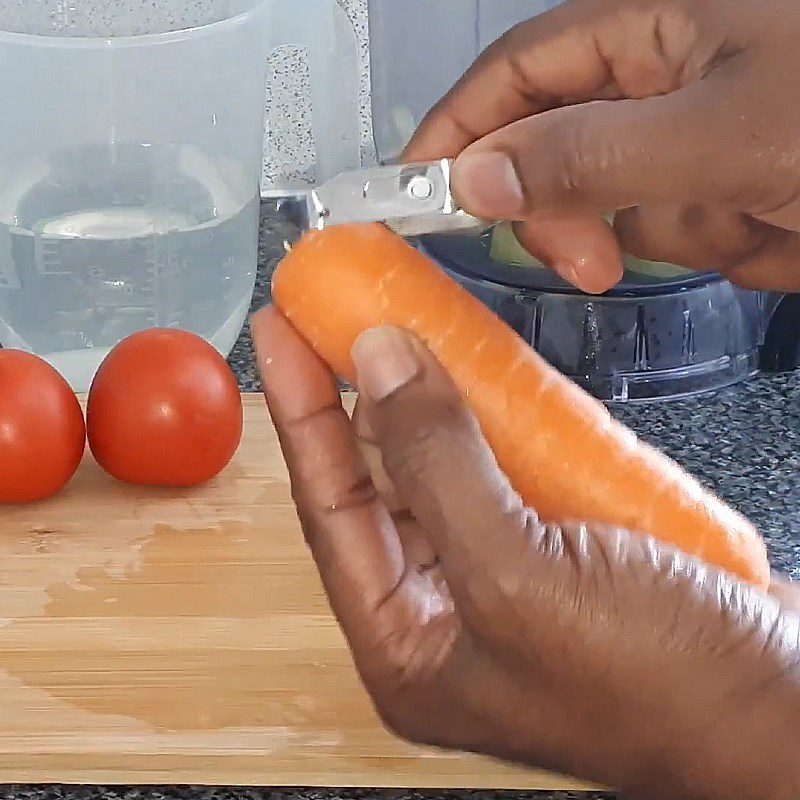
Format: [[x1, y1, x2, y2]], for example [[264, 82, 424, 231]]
[[419, 236, 792, 404]]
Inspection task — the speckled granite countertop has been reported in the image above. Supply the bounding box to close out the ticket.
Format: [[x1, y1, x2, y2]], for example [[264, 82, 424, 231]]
[[12, 210, 799, 800]]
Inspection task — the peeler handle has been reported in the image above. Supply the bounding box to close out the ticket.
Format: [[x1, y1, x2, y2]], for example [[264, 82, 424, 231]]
[[318, 159, 491, 236], [267, 160, 493, 244]]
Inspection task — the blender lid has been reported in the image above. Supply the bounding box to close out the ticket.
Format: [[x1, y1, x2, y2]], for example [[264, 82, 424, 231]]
[[421, 225, 720, 298]]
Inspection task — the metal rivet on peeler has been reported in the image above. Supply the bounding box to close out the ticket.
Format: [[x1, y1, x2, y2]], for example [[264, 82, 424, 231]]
[[408, 175, 434, 200]]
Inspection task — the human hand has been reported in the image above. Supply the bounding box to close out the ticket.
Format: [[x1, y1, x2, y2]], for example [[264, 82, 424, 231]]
[[253, 306, 800, 800], [404, 0, 800, 294]]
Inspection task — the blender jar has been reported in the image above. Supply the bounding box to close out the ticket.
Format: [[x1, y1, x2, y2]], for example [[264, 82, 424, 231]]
[[0, 0, 360, 391], [368, 0, 767, 402]]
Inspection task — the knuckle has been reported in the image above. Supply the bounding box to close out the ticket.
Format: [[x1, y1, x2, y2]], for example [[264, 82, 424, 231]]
[[553, 118, 604, 200], [383, 422, 441, 484], [558, 145, 586, 196], [383, 400, 466, 484]]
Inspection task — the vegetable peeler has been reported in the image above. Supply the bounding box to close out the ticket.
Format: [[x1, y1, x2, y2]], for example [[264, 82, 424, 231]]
[[269, 159, 489, 246]]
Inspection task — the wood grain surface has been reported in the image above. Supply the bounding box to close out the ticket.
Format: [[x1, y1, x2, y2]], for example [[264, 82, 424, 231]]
[[0, 395, 594, 790]]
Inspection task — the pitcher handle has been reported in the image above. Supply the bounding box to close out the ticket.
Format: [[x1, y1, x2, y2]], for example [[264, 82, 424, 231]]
[[265, 0, 361, 188]]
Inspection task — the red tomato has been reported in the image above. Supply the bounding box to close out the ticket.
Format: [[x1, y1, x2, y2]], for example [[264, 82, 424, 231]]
[[0, 351, 86, 504], [87, 329, 242, 487]]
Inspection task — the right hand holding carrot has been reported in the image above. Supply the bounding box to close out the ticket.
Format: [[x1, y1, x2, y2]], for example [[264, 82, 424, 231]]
[[254, 307, 800, 799], [405, 0, 800, 294]]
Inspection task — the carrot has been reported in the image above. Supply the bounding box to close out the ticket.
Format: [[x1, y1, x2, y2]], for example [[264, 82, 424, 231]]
[[272, 223, 770, 589]]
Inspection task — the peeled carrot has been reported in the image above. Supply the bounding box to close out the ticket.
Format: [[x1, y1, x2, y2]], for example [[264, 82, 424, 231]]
[[272, 223, 770, 588]]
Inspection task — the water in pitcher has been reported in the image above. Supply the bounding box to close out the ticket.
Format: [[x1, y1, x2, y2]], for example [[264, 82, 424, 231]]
[[0, 142, 259, 391]]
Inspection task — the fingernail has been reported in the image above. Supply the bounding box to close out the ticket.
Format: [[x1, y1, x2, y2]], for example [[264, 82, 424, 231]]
[[352, 327, 421, 402], [452, 151, 525, 219], [553, 260, 582, 287], [554, 259, 618, 295]]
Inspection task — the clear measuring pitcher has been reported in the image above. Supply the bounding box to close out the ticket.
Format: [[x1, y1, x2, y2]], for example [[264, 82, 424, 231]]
[[0, 0, 360, 391]]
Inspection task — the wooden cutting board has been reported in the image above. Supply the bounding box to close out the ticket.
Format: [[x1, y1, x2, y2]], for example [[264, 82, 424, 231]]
[[0, 394, 595, 790]]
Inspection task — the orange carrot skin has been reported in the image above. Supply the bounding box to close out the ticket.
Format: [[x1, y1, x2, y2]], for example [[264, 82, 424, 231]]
[[272, 223, 770, 589]]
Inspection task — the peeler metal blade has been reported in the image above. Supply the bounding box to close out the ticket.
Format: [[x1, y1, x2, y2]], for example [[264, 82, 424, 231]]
[[267, 159, 490, 247]]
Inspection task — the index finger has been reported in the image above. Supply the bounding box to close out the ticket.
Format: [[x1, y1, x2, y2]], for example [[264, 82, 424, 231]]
[[402, 0, 680, 163], [400, 0, 669, 292], [251, 307, 406, 647]]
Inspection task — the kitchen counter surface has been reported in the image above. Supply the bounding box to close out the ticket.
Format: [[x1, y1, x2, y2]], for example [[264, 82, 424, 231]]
[[12, 210, 800, 800]]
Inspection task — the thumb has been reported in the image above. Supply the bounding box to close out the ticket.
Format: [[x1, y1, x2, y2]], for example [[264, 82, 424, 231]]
[[451, 77, 766, 221], [351, 326, 536, 602]]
